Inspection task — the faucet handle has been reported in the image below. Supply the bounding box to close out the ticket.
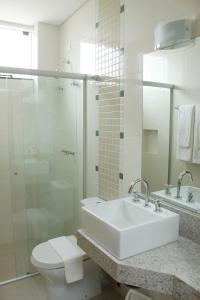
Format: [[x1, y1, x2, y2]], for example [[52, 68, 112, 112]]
[[154, 200, 162, 213], [133, 190, 139, 202], [164, 184, 173, 195], [128, 183, 133, 194], [187, 191, 194, 203]]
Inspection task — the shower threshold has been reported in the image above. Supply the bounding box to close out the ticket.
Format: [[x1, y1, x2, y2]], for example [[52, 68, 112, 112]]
[[0, 272, 39, 287]]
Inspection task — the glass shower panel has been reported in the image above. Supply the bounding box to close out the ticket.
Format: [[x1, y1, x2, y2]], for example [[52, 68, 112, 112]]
[[10, 78, 34, 277], [22, 76, 82, 274], [0, 77, 32, 281], [0, 74, 83, 281], [0, 78, 17, 281]]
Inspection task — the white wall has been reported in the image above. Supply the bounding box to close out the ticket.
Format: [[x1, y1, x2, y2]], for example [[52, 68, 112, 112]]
[[59, 0, 96, 73], [59, 0, 97, 197], [33, 22, 59, 70]]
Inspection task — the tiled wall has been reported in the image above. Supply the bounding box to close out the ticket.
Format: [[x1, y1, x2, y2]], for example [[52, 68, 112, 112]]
[[95, 0, 125, 200]]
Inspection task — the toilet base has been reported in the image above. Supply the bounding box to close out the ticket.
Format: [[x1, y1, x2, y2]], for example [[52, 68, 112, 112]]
[[40, 260, 101, 300]]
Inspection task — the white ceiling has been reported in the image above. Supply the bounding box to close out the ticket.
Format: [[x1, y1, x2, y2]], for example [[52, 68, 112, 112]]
[[0, 0, 87, 26]]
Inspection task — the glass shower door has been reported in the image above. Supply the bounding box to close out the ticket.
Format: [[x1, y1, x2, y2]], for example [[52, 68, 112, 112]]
[[0, 78, 21, 281], [0, 77, 32, 281], [10, 76, 83, 277]]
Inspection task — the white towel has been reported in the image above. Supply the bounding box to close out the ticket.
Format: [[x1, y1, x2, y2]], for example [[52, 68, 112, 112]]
[[49, 236, 85, 283], [193, 105, 200, 164], [176, 105, 194, 162]]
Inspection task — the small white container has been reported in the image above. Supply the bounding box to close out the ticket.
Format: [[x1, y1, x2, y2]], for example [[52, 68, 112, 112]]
[[125, 289, 152, 300]]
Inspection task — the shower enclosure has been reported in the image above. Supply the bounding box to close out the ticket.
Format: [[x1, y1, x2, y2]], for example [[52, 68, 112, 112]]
[[0, 67, 90, 284]]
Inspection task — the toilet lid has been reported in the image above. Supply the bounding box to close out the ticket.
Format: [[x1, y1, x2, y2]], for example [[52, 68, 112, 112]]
[[31, 235, 78, 270]]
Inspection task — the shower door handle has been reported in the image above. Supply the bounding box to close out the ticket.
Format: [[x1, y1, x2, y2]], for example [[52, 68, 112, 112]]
[[61, 149, 75, 156]]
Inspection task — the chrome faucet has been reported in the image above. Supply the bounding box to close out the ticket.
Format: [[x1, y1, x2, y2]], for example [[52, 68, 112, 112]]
[[176, 171, 193, 199], [187, 191, 194, 203], [128, 178, 150, 207], [154, 200, 162, 213]]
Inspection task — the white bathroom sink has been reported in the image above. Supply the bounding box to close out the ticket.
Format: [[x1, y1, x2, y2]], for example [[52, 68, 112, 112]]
[[81, 197, 179, 260], [153, 186, 200, 213]]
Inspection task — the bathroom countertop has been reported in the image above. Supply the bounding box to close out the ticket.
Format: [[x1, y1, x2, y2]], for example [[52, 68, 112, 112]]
[[77, 230, 200, 300]]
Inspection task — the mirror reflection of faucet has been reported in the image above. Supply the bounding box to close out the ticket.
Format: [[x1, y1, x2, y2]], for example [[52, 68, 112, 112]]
[[175, 170, 193, 199], [154, 200, 162, 213], [164, 184, 173, 195]]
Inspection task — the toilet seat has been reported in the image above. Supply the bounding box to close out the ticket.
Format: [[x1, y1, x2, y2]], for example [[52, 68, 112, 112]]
[[31, 235, 79, 270]]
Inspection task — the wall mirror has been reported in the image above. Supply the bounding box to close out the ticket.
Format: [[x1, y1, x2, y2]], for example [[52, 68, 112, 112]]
[[142, 35, 200, 214]]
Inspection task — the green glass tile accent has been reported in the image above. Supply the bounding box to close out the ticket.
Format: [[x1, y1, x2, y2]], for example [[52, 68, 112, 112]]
[[96, 130, 99, 137], [119, 173, 124, 180], [120, 132, 124, 139], [95, 22, 99, 29], [120, 48, 125, 55], [120, 90, 125, 97], [23, 31, 29, 36], [95, 165, 99, 172], [120, 5, 125, 13], [96, 95, 99, 100]]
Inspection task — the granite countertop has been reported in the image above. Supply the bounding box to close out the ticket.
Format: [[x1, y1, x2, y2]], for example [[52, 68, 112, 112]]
[[77, 229, 200, 300]]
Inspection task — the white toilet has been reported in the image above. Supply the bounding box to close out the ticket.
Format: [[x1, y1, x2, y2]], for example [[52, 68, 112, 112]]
[[31, 198, 104, 300]]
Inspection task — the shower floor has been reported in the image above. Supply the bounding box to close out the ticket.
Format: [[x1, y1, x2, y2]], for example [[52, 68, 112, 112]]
[[0, 241, 32, 282], [0, 243, 16, 282]]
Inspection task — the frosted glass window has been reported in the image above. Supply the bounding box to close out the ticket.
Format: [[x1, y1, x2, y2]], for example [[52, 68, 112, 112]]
[[0, 27, 32, 68]]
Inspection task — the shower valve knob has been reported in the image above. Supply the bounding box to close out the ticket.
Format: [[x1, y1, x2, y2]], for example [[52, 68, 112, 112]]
[[61, 149, 75, 156]]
